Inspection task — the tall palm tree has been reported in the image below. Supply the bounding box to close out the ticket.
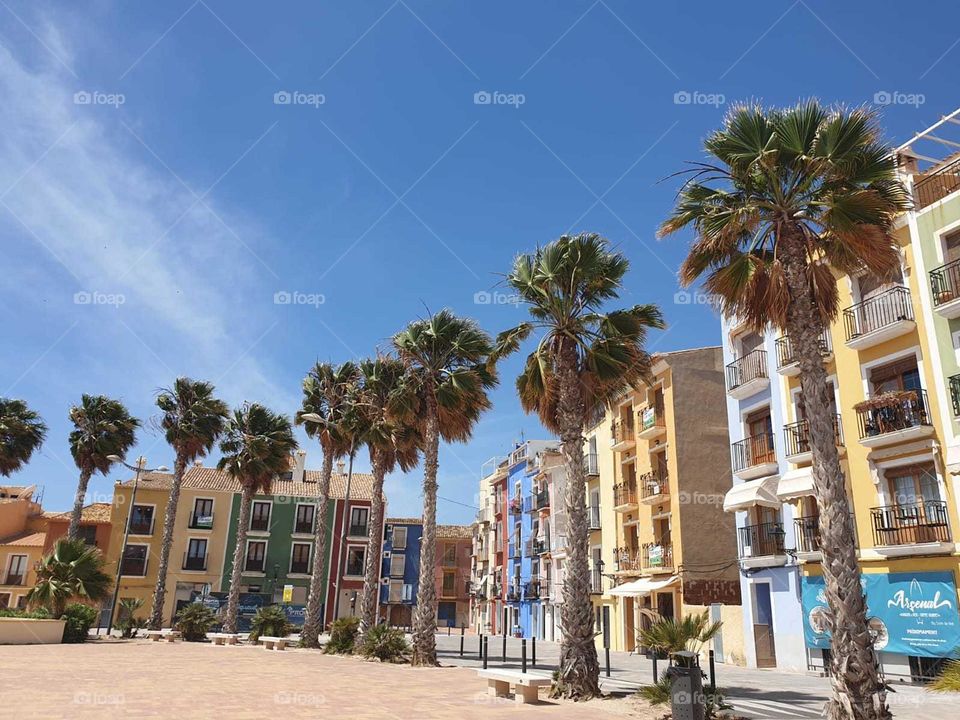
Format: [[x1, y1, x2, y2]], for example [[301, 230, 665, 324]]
[[393, 310, 498, 666], [355, 355, 421, 645], [493, 233, 664, 699], [659, 101, 910, 720], [294, 361, 361, 648], [27, 538, 112, 618], [0, 397, 47, 477], [218, 403, 297, 634], [147, 378, 229, 630], [67, 395, 140, 539]]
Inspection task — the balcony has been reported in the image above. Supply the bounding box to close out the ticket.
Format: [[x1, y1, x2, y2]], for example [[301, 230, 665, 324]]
[[952, 375, 960, 417], [793, 513, 857, 561], [611, 418, 636, 451], [855, 389, 934, 448], [120, 557, 147, 577], [774, 332, 832, 377], [476, 507, 491, 525], [348, 523, 369, 537], [726, 349, 769, 400], [250, 516, 270, 532], [583, 452, 599, 476], [588, 505, 602, 530], [188, 512, 214, 530], [930, 258, 960, 318], [642, 542, 673, 573], [737, 521, 787, 569], [182, 553, 207, 571], [639, 470, 669, 504], [528, 489, 550, 513], [913, 156, 960, 210], [508, 497, 523, 515], [616, 547, 642, 573], [783, 415, 844, 464], [524, 580, 541, 599], [613, 482, 638, 511], [532, 537, 548, 555], [506, 586, 521, 602], [731, 433, 778, 480], [870, 501, 952, 556], [637, 402, 666, 440], [3, 573, 24, 586], [842, 286, 915, 350]]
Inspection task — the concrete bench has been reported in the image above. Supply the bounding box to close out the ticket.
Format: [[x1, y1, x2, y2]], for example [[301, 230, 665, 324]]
[[259, 636, 288, 651], [144, 630, 180, 643], [208, 633, 240, 646], [476, 669, 551, 704]]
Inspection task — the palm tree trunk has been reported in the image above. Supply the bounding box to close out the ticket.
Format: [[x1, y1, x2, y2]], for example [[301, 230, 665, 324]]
[[412, 389, 440, 666], [357, 448, 387, 645], [67, 469, 93, 539], [555, 340, 601, 698], [223, 485, 253, 635], [300, 451, 334, 648], [148, 452, 187, 630], [780, 224, 889, 720]]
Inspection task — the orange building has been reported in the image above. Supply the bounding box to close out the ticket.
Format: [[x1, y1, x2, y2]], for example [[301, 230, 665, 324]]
[[435, 524, 472, 628]]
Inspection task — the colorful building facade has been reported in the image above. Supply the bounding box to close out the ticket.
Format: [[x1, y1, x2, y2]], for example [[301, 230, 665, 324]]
[[379, 517, 422, 627]]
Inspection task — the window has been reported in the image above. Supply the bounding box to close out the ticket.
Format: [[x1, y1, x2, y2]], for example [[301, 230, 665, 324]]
[[295, 504, 315, 534], [401, 583, 413, 601], [0, 593, 9, 608], [245, 541, 266, 572], [15, 595, 26, 609], [738, 331, 763, 356], [944, 229, 960, 264], [5, 555, 27, 585], [184, 539, 207, 571], [76, 525, 97, 546], [858, 265, 903, 301], [442, 571, 456, 597], [191, 499, 214, 529], [121, 545, 148, 576], [349, 507, 369, 536], [888, 464, 941, 506], [392, 526, 407, 549], [442, 543, 457, 567], [345, 547, 365, 576], [129, 505, 154, 535], [250, 502, 271, 532], [390, 553, 405, 577], [290, 543, 311, 574], [388, 580, 403, 602], [870, 359, 921, 395]]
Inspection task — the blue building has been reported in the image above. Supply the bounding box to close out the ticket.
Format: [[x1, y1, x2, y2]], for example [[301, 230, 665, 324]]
[[380, 518, 423, 628]]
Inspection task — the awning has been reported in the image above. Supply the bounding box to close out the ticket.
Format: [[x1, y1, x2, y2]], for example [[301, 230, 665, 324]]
[[777, 467, 815, 500], [723, 475, 781, 513], [608, 575, 679, 597]]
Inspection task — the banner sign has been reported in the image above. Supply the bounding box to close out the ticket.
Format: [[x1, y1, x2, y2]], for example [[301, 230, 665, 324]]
[[801, 572, 960, 658], [641, 407, 656, 432]]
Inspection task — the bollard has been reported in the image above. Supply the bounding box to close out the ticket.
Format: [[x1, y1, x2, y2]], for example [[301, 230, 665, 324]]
[[447, 625, 451, 636], [478, 633, 484, 660], [502, 634, 507, 664], [605, 647, 611, 677], [522, 639, 527, 673], [460, 628, 464, 657], [652, 653, 659, 683], [708, 649, 716, 692], [532, 636, 536, 667], [482, 636, 488, 669]]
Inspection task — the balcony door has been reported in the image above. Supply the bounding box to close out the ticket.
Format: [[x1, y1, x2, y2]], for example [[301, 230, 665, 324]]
[[888, 464, 941, 506], [745, 409, 775, 464], [870, 359, 920, 395]]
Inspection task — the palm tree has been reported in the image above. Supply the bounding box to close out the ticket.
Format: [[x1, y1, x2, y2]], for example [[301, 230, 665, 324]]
[[493, 233, 664, 699], [27, 538, 112, 618], [295, 361, 361, 649], [67, 395, 140, 539], [218, 403, 297, 634], [638, 610, 723, 656], [147, 378, 229, 630], [393, 310, 497, 666], [659, 101, 910, 720], [0, 398, 47, 477], [355, 355, 421, 645]]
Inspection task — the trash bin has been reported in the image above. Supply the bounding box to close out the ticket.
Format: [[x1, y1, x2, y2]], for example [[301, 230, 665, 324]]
[[667, 651, 705, 720]]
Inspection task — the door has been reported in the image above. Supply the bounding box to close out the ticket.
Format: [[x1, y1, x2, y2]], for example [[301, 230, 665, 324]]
[[438, 601, 457, 627], [752, 583, 777, 668], [710, 603, 725, 663], [625, 597, 636, 652], [656, 592, 674, 620]]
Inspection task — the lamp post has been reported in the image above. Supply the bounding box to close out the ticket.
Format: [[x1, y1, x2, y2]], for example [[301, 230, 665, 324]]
[[105, 455, 168, 636]]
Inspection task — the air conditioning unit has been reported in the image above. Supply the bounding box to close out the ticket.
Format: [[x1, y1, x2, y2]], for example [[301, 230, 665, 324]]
[[380, 577, 389, 585], [383, 551, 392, 559]]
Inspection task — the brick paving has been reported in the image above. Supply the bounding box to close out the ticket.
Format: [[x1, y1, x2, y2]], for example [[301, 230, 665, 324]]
[[0, 640, 622, 720]]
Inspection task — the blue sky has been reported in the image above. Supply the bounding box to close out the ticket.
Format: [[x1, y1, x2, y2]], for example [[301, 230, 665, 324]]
[[2, 0, 958, 523]]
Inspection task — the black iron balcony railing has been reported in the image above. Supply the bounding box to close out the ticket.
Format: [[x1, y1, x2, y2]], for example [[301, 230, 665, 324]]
[[188, 512, 214, 530], [250, 515, 270, 532], [244, 556, 265, 573], [931, 258, 960, 307], [583, 452, 599, 475], [793, 514, 857, 554], [642, 542, 673, 570], [588, 505, 601, 530], [533, 538, 548, 555], [182, 553, 207, 571], [726, 349, 767, 391], [290, 560, 310, 574], [507, 586, 521, 602], [612, 418, 635, 444], [914, 156, 960, 210], [871, 501, 951, 546], [528, 489, 549, 512], [614, 482, 638, 507], [639, 401, 666, 433], [950, 374, 960, 417], [843, 286, 914, 341], [616, 547, 642, 572], [348, 524, 368, 537], [294, 519, 314, 534], [856, 389, 931, 439], [731, 432, 776, 472], [508, 497, 523, 515], [783, 415, 843, 457], [640, 470, 669, 499], [591, 568, 603, 594], [737, 521, 785, 558], [524, 581, 541, 599], [774, 332, 831, 369]]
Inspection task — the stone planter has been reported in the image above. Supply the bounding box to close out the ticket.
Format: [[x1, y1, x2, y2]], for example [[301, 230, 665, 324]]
[[0, 618, 66, 644]]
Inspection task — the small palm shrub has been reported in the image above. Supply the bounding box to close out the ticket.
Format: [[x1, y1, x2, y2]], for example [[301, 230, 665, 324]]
[[324, 616, 360, 654], [930, 660, 960, 692], [116, 597, 146, 639], [637, 671, 730, 719], [249, 606, 294, 642], [358, 624, 409, 662], [0, 607, 50, 619], [62, 603, 99, 643], [175, 603, 216, 641]]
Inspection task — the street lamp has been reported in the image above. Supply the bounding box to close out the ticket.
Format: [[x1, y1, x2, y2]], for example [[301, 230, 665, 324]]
[[106, 455, 168, 636]]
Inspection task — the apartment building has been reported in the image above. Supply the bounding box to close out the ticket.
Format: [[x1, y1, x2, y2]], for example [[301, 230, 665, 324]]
[[436, 524, 472, 628], [380, 517, 421, 627], [606, 348, 743, 662]]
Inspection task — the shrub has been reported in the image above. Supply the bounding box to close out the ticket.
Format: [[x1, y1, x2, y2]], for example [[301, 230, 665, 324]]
[[0, 607, 51, 619], [61, 603, 98, 643], [324, 616, 360, 654], [358, 624, 409, 662], [930, 660, 960, 692], [637, 671, 731, 719], [116, 597, 146, 639], [249, 606, 294, 642], [175, 603, 217, 641]]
